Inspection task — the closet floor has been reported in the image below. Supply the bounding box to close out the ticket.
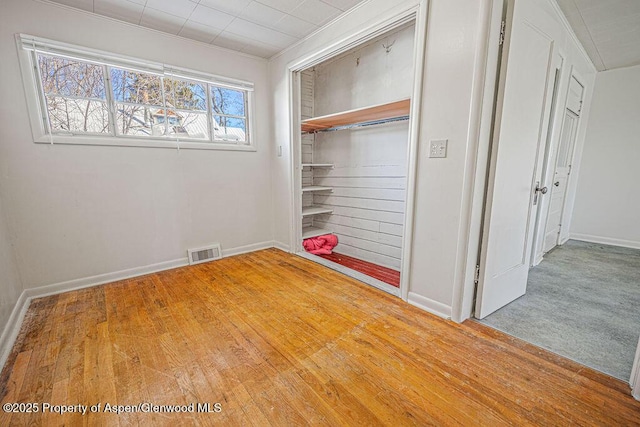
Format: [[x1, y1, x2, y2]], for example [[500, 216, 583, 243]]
[[318, 252, 400, 287]]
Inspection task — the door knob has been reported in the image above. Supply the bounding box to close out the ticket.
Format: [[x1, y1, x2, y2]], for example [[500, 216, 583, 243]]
[[536, 186, 548, 194], [554, 181, 560, 187]]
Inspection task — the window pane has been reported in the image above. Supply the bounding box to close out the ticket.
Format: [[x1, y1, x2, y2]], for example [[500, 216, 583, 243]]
[[38, 54, 105, 99], [164, 79, 206, 111], [168, 111, 208, 140], [114, 104, 156, 136], [211, 86, 245, 116], [46, 96, 109, 133], [213, 116, 246, 142], [110, 68, 163, 106]]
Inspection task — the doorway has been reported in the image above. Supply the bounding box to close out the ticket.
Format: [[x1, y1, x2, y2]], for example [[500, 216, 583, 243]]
[[473, 0, 640, 385]]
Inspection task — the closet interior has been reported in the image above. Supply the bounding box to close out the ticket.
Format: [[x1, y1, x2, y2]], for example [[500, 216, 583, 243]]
[[296, 21, 415, 295]]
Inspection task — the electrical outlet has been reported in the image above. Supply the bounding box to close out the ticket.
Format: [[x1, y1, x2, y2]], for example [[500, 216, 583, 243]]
[[429, 139, 447, 158]]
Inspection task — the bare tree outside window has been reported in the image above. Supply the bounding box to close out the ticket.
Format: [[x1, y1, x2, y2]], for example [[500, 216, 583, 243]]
[[38, 54, 109, 133], [32, 46, 251, 145]]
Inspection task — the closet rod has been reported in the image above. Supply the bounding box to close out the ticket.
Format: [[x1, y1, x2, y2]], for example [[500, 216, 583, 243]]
[[303, 115, 410, 134]]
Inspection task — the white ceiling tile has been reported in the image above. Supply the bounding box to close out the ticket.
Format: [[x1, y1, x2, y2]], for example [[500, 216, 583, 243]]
[[127, 0, 147, 5], [212, 31, 254, 52], [275, 14, 318, 38], [49, 0, 94, 12], [198, 0, 253, 16], [225, 18, 297, 48], [239, 2, 286, 28], [319, 0, 363, 12], [255, 0, 303, 14], [240, 43, 280, 58], [189, 4, 236, 29], [145, 0, 197, 20], [140, 7, 187, 35], [291, 0, 341, 26], [179, 20, 221, 43], [94, 0, 144, 25]]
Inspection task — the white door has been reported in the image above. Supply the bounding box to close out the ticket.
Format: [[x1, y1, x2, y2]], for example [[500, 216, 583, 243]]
[[475, 1, 556, 319], [543, 77, 584, 252], [543, 110, 579, 252]]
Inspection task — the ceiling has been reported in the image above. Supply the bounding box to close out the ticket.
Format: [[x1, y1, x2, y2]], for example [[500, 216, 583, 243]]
[[556, 0, 640, 71], [45, 0, 367, 58]]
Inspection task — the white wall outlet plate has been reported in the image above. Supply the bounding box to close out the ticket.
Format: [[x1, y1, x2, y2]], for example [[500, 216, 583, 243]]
[[429, 139, 448, 158]]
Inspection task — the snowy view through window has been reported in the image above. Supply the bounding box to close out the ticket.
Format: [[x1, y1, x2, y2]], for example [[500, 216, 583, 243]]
[[37, 53, 248, 143]]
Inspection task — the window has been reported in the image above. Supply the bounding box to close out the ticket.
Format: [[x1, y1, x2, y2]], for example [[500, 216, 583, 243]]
[[18, 34, 254, 150]]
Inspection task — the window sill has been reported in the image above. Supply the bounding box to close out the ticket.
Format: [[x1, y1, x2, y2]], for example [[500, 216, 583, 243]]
[[34, 135, 257, 152]]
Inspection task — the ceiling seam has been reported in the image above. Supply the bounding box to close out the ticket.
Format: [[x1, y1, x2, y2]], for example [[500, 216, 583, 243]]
[[572, 0, 607, 70]]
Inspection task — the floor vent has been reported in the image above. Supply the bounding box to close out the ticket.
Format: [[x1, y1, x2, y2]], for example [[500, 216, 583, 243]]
[[187, 243, 222, 265]]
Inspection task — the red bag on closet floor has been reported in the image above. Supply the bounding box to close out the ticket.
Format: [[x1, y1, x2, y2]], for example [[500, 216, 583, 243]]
[[303, 234, 338, 255]]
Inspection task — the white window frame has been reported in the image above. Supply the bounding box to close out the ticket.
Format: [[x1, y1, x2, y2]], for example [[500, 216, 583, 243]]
[[16, 34, 256, 152]]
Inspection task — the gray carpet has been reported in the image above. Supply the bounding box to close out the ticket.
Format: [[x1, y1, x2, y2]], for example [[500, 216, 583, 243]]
[[480, 240, 640, 381]]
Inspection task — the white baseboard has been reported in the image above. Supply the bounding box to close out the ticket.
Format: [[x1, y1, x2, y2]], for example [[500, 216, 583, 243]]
[[407, 292, 452, 319], [221, 240, 278, 257], [0, 292, 30, 372], [24, 257, 189, 300], [272, 241, 290, 252], [570, 234, 640, 250], [0, 241, 279, 372]]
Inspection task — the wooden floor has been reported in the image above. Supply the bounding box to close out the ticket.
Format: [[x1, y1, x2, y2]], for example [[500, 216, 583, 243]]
[[1, 249, 639, 426]]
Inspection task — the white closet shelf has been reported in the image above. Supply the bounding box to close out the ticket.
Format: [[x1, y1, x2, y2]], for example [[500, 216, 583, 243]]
[[302, 226, 332, 239], [302, 206, 333, 217], [302, 186, 332, 192], [301, 98, 410, 132], [302, 163, 334, 168]]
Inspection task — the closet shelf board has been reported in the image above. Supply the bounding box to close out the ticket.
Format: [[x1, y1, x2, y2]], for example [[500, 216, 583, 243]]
[[302, 206, 334, 216], [301, 98, 410, 132], [302, 186, 333, 192]]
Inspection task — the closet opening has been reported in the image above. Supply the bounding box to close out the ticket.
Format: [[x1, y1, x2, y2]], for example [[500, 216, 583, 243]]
[[292, 19, 416, 296]]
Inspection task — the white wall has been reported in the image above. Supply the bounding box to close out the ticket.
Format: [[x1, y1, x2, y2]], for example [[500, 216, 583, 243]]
[[571, 64, 640, 249], [0, 0, 273, 291], [0, 195, 22, 336]]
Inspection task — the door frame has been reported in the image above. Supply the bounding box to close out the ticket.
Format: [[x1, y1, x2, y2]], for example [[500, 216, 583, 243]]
[[285, 3, 429, 301]]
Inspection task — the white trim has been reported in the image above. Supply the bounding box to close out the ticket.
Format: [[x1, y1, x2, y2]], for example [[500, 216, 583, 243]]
[[631, 336, 640, 400], [570, 234, 640, 250], [0, 292, 31, 372], [24, 258, 189, 301], [545, 0, 597, 73], [220, 241, 277, 258], [286, 5, 422, 301], [297, 251, 400, 297], [270, 0, 391, 62], [287, 7, 419, 73], [400, 0, 429, 303], [407, 292, 452, 319], [272, 241, 291, 252], [16, 34, 256, 151], [453, 0, 505, 322], [32, 137, 257, 152]]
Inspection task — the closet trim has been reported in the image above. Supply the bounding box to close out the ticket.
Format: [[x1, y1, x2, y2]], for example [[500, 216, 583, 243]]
[[286, 3, 428, 303]]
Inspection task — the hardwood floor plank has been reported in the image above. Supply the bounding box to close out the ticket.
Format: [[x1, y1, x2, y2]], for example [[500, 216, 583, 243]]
[[1, 248, 639, 426]]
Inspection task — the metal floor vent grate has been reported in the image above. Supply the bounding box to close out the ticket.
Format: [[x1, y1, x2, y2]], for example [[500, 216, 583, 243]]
[[187, 243, 222, 265]]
